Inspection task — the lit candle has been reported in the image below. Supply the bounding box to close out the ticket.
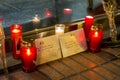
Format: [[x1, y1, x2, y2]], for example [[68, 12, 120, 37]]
[[10, 24, 22, 59], [20, 43, 37, 72], [45, 10, 52, 17], [63, 8, 72, 15], [84, 16, 94, 39], [89, 25, 103, 52], [55, 24, 65, 35]]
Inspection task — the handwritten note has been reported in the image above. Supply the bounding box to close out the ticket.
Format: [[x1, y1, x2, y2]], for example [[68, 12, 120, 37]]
[[59, 28, 87, 57], [35, 35, 62, 65]]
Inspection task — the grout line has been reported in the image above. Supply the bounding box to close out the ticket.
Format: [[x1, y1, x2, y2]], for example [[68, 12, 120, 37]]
[[79, 74, 90, 80], [111, 60, 120, 67], [69, 56, 90, 71], [36, 68, 52, 80], [69, 54, 98, 69], [101, 62, 120, 76], [80, 53, 106, 66], [22, 71, 34, 80], [58, 60, 76, 73], [91, 69, 110, 80], [47, 63, 66, 78]]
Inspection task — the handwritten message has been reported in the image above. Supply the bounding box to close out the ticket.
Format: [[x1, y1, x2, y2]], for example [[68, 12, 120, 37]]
[[59, 29, 87, 57], [35, 35, 62, 65]]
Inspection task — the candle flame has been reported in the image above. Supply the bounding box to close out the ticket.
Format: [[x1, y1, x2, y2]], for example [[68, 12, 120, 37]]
[[94, 31, 98, 37], [12, 29, 20, 33], [27, 49, 31, 56]]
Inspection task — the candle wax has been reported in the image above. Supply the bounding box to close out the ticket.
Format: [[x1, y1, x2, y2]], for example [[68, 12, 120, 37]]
[[55, 29, 64, 35], [55, 24, 65, 35]]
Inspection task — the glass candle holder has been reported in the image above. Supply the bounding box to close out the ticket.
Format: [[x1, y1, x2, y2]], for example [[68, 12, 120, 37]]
[[84, 16, 94, 39], [20, 43, 37, 72], [88, 24, 103, 52], [55, 24, 65, 35], [10, 24, 22, 59]]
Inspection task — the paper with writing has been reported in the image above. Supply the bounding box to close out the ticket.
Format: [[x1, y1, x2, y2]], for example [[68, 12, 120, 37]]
[[59, 28, 87, 57], [35, 35, 62, 65]]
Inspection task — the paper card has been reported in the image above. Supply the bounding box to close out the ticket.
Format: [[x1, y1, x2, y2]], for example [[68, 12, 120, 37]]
[[35, 35, 62, 65], [59, 28, 87, 58]]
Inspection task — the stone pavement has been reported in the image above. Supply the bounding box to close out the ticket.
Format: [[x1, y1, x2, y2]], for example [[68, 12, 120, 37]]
[[0, 47, 120, 80]]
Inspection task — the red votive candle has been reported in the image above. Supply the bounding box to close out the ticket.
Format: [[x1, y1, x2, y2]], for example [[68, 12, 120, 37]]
[[10, 24, 22, 59], [63, 8, 72, 15], [20, 44, 37, 72], [89, 25, 103, 52], [84, 16, 94, 39]]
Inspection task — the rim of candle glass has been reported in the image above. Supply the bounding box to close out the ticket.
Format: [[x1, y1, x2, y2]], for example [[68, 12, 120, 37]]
[[63, 8, 72, 14], [85, 15, 94, 19], [55, 24, 65, 29], [64, 8, 72, 11], [11, 24, 22, 29]]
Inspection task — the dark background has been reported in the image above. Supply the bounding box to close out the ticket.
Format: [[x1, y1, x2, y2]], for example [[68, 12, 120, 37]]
[[0, 0, 102, 35]]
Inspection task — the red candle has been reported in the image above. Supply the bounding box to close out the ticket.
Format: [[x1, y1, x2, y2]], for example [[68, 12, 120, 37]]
[[10, 24, 22, 59], [63, 8, 72, 15], [20, 46, 37, 72], [84, 16, 94, 39], [89, 26, 103, 52]]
